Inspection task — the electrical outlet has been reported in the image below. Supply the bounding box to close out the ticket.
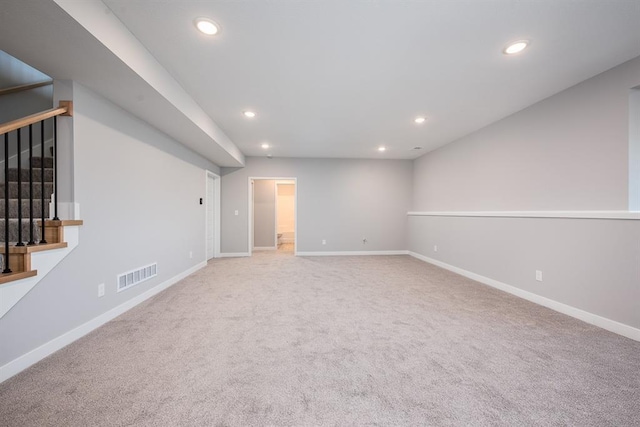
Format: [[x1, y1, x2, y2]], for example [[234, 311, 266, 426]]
[[234, 210, 239, 216], [189, 251, 193, 259], [434, 245, 438, 252], [322, 239, 326, 245], [536, 270, 543, 282], [98, 283, 105, 297]]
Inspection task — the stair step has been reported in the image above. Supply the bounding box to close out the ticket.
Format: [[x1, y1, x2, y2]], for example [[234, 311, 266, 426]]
[[30, 157, 54, 168], [0, 199, 51, 218], [0, 242, 67, 254], [0, 242, 68, 273], [0, 218, 43, 243], [6, 167, 54, 183], [0, 270, 37, 285], [0, 219, 82, 285], [0, 182, 54, 199]]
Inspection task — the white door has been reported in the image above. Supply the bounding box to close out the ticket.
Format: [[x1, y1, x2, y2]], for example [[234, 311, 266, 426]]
[[206, 174, 215, 260]]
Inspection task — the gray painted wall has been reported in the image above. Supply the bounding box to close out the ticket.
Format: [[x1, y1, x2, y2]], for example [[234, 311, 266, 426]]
[[253, 179, 276, 248], [221, 157, 413, 254], [0, 82, 219, 366], [409, 216, 640, 329], [410, 57, 640, 331], [413, 56, 640, 211]]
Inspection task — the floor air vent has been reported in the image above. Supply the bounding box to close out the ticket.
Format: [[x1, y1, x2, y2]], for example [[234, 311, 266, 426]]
[[117, 263, 157, 293]]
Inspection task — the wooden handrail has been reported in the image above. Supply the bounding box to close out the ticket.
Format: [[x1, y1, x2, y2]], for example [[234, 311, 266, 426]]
[[0, 80, 53, 97], [0, 101, 73, 135]]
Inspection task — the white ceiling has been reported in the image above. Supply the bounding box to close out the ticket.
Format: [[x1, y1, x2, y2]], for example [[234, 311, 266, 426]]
[[100, 0, 640, 160], [2, 1, 640, 164]]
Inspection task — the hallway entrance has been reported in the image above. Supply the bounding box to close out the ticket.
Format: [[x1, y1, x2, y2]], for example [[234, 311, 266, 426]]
[[249, 178, 297, 256]]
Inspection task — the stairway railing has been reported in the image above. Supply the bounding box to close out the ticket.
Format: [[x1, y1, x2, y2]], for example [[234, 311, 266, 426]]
[[0, 101, 72, 275]]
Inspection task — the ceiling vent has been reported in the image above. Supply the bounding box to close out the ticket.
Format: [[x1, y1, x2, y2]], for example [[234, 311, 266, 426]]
[[117, 263, 157, 293]]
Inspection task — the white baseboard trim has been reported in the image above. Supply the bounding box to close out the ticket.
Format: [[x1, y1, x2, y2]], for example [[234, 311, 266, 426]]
[[219, 252, 250, 258], [297, 250, 409, 257], [253, 247, 277, 251], [408, 251, 640, 342], [0, 261, 207, 384]]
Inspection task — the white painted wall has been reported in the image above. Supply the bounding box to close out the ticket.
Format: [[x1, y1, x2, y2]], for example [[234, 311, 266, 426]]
[[221, 157, 412, 254], [0, 82, 219, 367], [410, 56, 640, 335]]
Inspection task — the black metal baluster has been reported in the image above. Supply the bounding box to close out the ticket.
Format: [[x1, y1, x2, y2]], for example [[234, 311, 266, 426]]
[[16, 129, 24, 247], [3, 133, 12, 273], [27, 124, 35, 245], [40, 120, 47, 244], [53, 117, 59, 221]]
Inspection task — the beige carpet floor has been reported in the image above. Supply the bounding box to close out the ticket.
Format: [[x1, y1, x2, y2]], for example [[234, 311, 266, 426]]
[[1, 252, 639, 426]]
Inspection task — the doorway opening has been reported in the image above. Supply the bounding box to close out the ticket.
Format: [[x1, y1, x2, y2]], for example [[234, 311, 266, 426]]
[[249, 177, 297, 256]]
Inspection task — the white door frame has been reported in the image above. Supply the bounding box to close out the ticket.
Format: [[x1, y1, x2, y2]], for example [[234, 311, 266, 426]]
[[248, 177, 298, 256], [206, 170, 221, 259]]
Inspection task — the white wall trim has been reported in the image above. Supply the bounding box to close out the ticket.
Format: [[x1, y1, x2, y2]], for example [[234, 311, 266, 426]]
[[253, 247, 277, 251], [408, 251, 640, 342], [407, 211, 640, 220], [297, 250, 409, 257], [0, 261, 207, 384], [219, 252, 251, 258]]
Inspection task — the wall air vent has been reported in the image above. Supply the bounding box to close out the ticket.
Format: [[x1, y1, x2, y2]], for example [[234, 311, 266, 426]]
[[117, 263, 157, 293]]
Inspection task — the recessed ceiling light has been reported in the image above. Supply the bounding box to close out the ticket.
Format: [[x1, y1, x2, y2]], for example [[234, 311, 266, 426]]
[[414, 117, 426, 124], [378, 146, 386, 152], [243, 111, 256, 118], [261, 143, 270, 149], [194, 18, 220, 36], [503, 40, 529, 55]]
